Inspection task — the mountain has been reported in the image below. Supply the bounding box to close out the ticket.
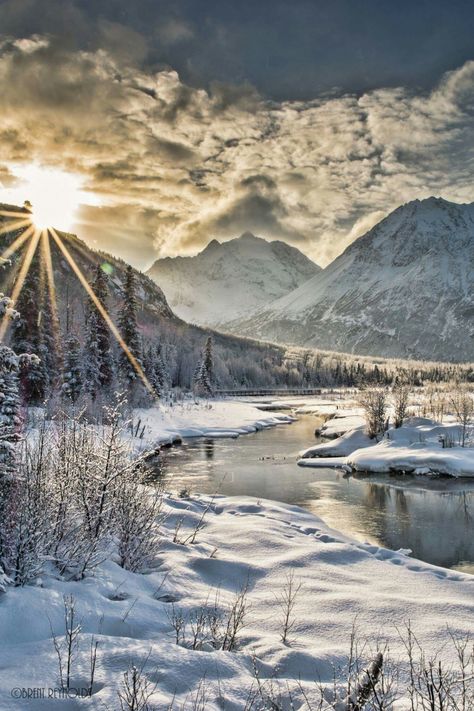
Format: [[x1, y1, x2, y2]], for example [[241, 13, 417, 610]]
[[146, 232, 320, 327], [231, 197, 474, 362], [0, 205, 298, 389]]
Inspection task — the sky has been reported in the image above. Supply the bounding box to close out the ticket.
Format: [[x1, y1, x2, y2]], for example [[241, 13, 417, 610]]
[[1, 0, 474, 268]]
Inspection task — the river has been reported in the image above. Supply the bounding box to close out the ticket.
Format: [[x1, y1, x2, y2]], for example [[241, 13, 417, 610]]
[[158, 413, 474, 574]]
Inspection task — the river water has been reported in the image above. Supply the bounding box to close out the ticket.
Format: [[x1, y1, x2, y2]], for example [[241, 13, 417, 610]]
[[159, 413, 474, 574]]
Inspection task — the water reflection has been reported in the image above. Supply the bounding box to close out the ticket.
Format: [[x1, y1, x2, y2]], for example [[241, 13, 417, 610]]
[[159, 415, 474, 574]]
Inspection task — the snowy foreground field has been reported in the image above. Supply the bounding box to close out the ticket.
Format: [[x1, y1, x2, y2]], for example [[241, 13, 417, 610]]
[[1, 398, 473, 710], [1, 494, 473, 710]]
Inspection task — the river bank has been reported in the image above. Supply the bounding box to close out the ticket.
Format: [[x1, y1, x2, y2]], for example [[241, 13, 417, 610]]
[[2, 397, 472, 709]]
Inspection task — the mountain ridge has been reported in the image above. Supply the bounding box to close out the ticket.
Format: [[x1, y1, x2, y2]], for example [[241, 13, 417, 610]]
[[229, 197, 474, 362], [146, 232, 320, 327]]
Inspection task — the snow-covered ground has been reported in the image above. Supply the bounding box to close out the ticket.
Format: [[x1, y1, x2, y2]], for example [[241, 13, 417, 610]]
[[299, 408, 474, 478], [1, 495, 472, 710], [129, 400, 295, 453]]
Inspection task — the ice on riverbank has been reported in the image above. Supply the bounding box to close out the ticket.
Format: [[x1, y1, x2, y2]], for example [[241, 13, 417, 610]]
[[0, 495, 472, 709]]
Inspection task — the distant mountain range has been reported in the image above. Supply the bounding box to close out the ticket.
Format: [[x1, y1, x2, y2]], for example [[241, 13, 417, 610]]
[[227, 197, 474, 362], [146, 232, 320, 327]]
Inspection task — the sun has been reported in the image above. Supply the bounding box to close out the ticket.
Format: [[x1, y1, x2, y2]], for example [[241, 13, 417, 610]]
[[3, 164, 97, 232]]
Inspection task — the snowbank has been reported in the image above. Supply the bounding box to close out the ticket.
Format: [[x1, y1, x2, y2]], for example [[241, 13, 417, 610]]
[[0, 496, 472, 709], [348, 439, 474, 477], [129, 400, 295, 453], [299, 415, 474, 478], [300, 425, 372, 458]]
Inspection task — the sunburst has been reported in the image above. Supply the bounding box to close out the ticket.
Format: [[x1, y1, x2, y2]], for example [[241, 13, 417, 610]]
[[0, 206, 154, 395]]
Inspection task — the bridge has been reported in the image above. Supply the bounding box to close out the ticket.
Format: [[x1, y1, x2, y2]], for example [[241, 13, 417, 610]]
[[214, 387, 322, 397]]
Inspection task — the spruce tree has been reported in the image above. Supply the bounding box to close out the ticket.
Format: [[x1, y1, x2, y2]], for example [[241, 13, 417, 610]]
[[0, 346, 22, 479], [118, 265, 142, 384], [145, 344, 168, 397], [62, 335, 83, 403], [83, 312, 102, 400], [87, 264, 113, 387], [10, 253, 49, 402], [193, 336, 215, 396]]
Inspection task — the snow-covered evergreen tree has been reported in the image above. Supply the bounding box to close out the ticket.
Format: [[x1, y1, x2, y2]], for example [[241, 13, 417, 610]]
[[118, 265, 142, 384], [83, 312, 102, 400], [87, 264, 113, 388], [0, 346, 23, 479], [10, 252, 55, 403], [193, 336, 215, 396], [144, 344, 168, 397], [62, 335, 83, 403]]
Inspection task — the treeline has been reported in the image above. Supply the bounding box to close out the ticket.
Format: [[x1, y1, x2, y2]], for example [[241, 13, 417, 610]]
[[1, 221, 474, 413]]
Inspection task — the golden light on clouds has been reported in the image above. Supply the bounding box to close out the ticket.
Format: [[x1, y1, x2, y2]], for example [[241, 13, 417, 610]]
[[3, 164, 100, 233]]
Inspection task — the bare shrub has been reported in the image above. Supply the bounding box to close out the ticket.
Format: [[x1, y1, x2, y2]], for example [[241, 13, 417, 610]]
[[50, 595, 82, 692], [118, 660, 157, 711], [450, 389, 474, 447], [392, 385, 410, 429], [358, 389, 389, 440], [167, 582, 250, 652], [277, 571, 302, 645], [0, 399, 163, 587]]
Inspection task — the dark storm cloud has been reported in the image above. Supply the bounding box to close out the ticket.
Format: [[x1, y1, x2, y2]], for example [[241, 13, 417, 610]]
[[2, 9, 474, 267], [3, 0, 474, 100]]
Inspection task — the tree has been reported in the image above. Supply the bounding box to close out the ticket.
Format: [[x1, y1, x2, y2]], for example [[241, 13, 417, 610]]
[[118, 266, 142, 384], [10, 253, 49, 403], [193, 336, 215, 397], [0, 346, 24, 479], [87, 264, 113, 388], [0, 294, 35, 479], [144, 345, 167, 397], [83, 312, 102, 401], [450, 389, 474, 447], [62, 335, 83, 403]]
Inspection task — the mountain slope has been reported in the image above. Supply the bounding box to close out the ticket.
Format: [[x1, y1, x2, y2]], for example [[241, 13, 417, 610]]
[[146, 232, 320, 327], [232, 197, 474, 362], [0, 205, 297, 389]]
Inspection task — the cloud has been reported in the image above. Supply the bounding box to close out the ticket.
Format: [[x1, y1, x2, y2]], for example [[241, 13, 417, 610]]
[[2, 36, 474, 268]]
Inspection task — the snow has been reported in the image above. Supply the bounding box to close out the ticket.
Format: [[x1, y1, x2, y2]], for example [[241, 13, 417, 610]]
[[1, 494, 473, 710], [300, 425, 372, 458], [347, 438, 474, 477], [129, 400, 295, 452], [299, 412, 474, 478], [232, 197, 474, 361], [146, 232, 320, 328]]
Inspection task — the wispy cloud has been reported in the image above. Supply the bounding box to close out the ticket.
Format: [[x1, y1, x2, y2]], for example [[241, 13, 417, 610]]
[[1, 36, 474, 267]]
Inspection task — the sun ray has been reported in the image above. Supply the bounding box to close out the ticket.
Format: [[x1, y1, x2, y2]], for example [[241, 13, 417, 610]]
[[0, 218, 32, 236], [0, 229, 41, 342], [0, 223, 36, 265], [40, 229, 62, 361], [49, 228, 154, 395], [0, 210, 31, 219]]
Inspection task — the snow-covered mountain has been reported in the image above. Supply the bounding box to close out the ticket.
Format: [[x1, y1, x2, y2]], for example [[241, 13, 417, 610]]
[[232, 197, 474, 362], [146, 232, 320, 327]]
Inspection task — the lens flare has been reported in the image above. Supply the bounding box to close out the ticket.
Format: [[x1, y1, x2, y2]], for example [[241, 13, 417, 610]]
[[49, 228, 154, 395]]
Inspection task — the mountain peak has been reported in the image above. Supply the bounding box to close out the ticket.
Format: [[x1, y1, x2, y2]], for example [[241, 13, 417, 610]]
[[238, 231, 259, 241], [234, 196, 474, 362], [147, 231, 319, 327]]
